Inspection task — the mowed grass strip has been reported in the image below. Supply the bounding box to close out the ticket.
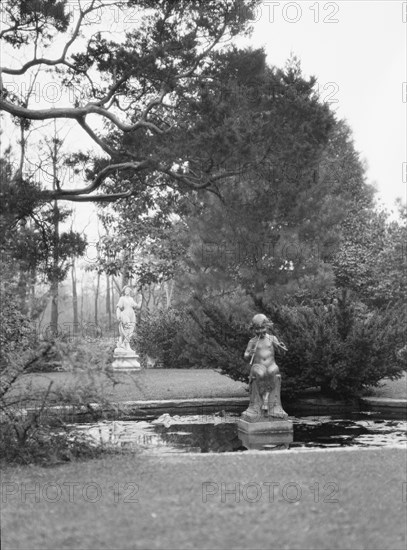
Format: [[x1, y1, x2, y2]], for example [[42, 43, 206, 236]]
[[7, 369, 248, 405], [2, 448, 406, 550]]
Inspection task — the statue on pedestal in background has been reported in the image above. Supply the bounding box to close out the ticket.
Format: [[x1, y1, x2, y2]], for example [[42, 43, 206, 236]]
[[115, 285, 139, 353], [111, 286, 141, 372], [241, 313, 289, 422]]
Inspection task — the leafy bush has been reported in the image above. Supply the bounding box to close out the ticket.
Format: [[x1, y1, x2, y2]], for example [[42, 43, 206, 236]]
[[27, 336, 114, 373], [135, 308, 190, 367], [0, 362, 123, 465], [135, 297, 251, 373], [0, 278, 118, 465], [0, 421, 104, 466], [259, 305, 322, 399], [262, 301, 406, 398], [178, 301, 250, 376], [0, 279, 33, 373]]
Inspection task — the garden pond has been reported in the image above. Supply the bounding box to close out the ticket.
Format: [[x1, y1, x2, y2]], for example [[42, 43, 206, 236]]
[[71, 410, 407, 453]]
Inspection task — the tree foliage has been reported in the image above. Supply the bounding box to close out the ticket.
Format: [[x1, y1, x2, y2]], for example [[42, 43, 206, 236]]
[[131, 53, 405, 398], [0, 154, 87, 318], [1, 0, 260, 203], [333, 203, 407, 309]]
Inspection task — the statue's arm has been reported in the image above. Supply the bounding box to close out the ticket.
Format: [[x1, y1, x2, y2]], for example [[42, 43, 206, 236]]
[[272, 335, 288, 351], [244, 339, 256, 361]]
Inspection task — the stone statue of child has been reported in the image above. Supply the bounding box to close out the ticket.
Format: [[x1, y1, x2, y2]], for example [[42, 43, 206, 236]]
[[242, 313, 289, 422]]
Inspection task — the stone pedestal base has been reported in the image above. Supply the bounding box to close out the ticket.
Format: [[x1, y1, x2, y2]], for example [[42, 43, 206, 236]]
[[237, 418, 293, 450], [237, 418, 293, 434], [110, 350, 141, 372]]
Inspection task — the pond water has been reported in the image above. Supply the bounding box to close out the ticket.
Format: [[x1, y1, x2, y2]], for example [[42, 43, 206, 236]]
[[71, 411, 407, 453]]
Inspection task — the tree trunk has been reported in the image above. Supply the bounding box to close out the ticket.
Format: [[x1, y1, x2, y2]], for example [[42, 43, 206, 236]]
[[111, 277, 115, 322], [106, 274, 111, 329], [95, 272, 100, 327], [164, 280, 174, 310], [50, 198, 59, 335], [50, 129, 60, 336], [17, 269, 28, 314], [80, 276, 84, 325], [72, 260, 79, 336], [28, 266, 36, 318]]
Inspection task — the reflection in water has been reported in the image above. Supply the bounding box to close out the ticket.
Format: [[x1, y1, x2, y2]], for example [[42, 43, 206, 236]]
[[72, 413, 407, 454], [238, 430, 293, 450]]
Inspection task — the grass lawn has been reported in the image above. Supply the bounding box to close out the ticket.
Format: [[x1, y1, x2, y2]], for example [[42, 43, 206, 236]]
[[369, 372, 407, 400], [2, 448, 406, 550], [6, 369, 248, 405]]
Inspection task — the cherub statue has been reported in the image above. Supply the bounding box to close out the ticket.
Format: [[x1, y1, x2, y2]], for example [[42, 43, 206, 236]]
[[242, 313, 289, 422], [115, 286, 140, 352]]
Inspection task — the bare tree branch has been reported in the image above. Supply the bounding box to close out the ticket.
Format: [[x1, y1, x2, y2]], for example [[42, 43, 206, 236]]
[[0, 98, 169, 134], [90, 75, 129, 107], [0, 1, 100, 75], [163, 167, 247, 190], [42, 160, 152, 199], [51, 190, 133, 202], [1, 0, 250, 202], [78, 118, 118, 157], [0, 16, 36, 39]]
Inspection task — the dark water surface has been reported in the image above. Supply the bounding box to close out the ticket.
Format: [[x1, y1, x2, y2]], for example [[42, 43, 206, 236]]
[[73, 410, 407, 453]]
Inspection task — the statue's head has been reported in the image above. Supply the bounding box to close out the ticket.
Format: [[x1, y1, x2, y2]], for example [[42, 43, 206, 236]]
[[122, 285, 132, 296], [251, 313, 272, 337]]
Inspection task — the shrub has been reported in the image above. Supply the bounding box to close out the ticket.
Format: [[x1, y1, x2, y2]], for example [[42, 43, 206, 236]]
[[26, 336, 114, 373], [135, 307, 190, 368], [135, 299, 251, 373], [0, 281, 33, 373], [0, 363, 123, 465], [262, 301, 406, 398], [178, 301, 250, 377], [0, 421, 104, 466], [0, 281, 118, 465]]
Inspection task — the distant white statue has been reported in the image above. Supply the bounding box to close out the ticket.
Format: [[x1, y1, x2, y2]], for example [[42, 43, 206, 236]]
[[115, 286, 140, 353]]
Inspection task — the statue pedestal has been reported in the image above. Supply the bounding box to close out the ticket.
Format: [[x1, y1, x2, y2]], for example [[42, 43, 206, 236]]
[[237, 418, 293, 450], [237, 418, 293, 434], [110, 349, 141, 372]]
